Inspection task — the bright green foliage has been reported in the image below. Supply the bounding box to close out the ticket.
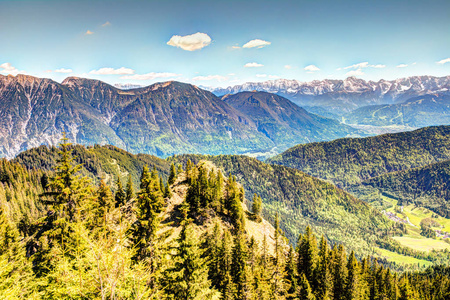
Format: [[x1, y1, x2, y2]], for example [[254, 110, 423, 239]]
[[297, 226, 318, 284], [252, 194, 262, 221], [114, 176, 126, 208], [298, 274, 316, 300], [125, 173, 134, 202], [130, 165, 165, 261], [232, 230, 249, 299], [95, 179, 114, 226], [164, 223, 220, 300], [168, 162, 177, 185]]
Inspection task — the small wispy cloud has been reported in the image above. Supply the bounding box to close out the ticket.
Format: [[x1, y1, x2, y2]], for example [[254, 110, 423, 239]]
[[284, 65, 293, 69], [192, 75, 227, 82], [345, 69, 364, 77], [167, 32, 212, 51], [244, 62, 264, 68], [343, 62, 385, 70], [54, 68, 73, 73], [85, 30, 94, 35], [0, 62, 26, 75], [90, 67, 134, 75], [120, 72, 180, 80], [396, 64, 409, 68], [242, 39, 271, 49], [102, 21, 111, 27], [256, 74, 279, 79], [304, 65, 320, 72], [437, 58, 450, 65], [231, 45, 241, 49]]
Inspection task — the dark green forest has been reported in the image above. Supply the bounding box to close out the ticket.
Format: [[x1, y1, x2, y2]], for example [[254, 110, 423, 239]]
[[268, 126, 450, 188], [1, 138, 450, 299]]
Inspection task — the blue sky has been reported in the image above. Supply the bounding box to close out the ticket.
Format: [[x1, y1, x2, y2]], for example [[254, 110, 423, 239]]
[[0, 0, 449, 87]]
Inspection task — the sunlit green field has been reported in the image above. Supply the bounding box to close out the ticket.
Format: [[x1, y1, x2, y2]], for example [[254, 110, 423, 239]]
[[374, 248, 433, 267], [392, 236, 450, 252]]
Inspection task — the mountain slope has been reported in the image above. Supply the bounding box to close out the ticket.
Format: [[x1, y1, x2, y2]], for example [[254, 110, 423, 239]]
[[359, 160, 450, 217], [0, 75, 276, 158], [344, 94, 450, 127], [109, 81, 274, 156], [222, 91, 359, 150], [14, 144, 397, 256], [268, 126, 450, 188], [212, 76, 450, 114], [170, 154, 397, 256]]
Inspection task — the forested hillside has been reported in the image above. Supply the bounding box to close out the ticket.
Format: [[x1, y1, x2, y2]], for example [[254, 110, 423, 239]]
[[1, 139, 449, 299], [14, 144, 401, 257], [170, 154, 399, 257], [268, 126, 450, 188], [359, 160, 450, 217]]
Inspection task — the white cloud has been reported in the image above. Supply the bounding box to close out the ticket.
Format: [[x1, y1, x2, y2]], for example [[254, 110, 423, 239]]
[[344, 62, 369, 69], [228, 73, 236, 76], [396, 64, 408, 68], [242, 39, 271, 49], [345, 69, 364, 77], [0, 62, 25, 75], [102, 21, 111, 27], [192, 75, 227, 82], [54, 68, 73, 73], [231, 46, 241, 49], [284, 65, 293, 69], [120, 72, 180, 80], [343, 62, 385, 70], [85, 30, 94, 35], [90, 67, 135, 75], [304, 65, 320, 72], [167, 32, 212, 51], [244, 62, 264, 68], [256, 74, 279, 79], [437, 58, 450, 65]]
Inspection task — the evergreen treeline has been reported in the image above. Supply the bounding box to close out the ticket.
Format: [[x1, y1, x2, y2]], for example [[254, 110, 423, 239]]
[[170, 154, 404, 258], [11, 144, 448, 269], [0, 138, 450, 299]]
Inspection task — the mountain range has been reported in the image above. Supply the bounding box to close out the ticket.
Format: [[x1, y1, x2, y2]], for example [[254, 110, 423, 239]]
[[212, 76, 450, 114], [343, 94, 450, 127], [0, 74, 357, 158]]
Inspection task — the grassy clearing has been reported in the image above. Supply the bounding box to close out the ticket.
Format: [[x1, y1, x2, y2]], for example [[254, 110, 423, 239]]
[[374, 248, 433, 267], [392, 236, 450, 252]]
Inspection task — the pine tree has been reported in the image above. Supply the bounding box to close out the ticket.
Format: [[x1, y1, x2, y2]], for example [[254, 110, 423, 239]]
[[219, 229, 236, 300], [345, 251, 361, 300], [40, 133, 93, 222], [114, 176, 126, 208], [285, 246, 298, 300], [168, 162, 177, 185], [96, 179, 114, 227], [130, 165, 165, 261], [298, 274, 316, 300], [165, 223, 219, 299], [272, 214, 287, 298], [297, 226, 318, 284], [398, 277, 414, 300], [252, 194, 262, 222], [232, 230, 249, 299], [125, 174, 134, 203], [331, 244, 348, 300], [314, 236, 332, 300]]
